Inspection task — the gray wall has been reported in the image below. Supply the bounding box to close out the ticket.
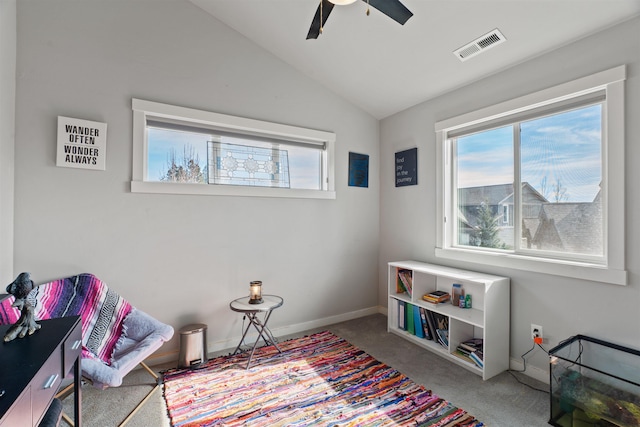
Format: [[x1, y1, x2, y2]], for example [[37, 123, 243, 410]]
[[379, 16, 640, 379], [13, 0, 380, 356], [0, 0, 16, 286]]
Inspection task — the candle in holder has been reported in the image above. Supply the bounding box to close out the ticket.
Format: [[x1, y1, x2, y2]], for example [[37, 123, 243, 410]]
[[249, 281, 263, 304]]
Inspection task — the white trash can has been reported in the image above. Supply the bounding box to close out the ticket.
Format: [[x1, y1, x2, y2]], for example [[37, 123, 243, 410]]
[[178, 323, 208, 368]]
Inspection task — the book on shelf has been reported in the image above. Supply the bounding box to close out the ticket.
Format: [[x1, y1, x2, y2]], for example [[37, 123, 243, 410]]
[[396, 274, 407, 294], [436, 329, 449, 348], [398, 300, 406, 330], [413, 305, 425, 338], [396, 269, 413, 296], [469, 350, 484, 368], [418, 307, 432, 340], [431, 311, 449, 331], [453, 350, 475, 365], [423, 309, 437, 341], [422, 290, 450, 304], [432, 311, 449, 348], [458, 338, 483, 353], [406, 303, 415, 335], [453, 344, 483, 368], [455, 345, 472, 356]]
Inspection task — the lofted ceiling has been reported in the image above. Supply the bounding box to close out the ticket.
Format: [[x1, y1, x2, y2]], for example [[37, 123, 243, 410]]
[[190, 0, 640, 119]]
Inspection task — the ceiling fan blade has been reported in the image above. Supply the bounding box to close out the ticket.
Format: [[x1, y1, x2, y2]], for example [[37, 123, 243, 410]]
[[366, 0, 413, 25], [307, 0, 335, 39]]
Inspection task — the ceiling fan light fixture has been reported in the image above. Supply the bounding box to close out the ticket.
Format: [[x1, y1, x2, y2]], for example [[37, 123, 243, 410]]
[[307, 0, 412, 39], [328, 0, 358, 5]]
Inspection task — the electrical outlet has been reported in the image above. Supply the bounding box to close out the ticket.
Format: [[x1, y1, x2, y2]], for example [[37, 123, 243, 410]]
[[531, 324, 543, 341]]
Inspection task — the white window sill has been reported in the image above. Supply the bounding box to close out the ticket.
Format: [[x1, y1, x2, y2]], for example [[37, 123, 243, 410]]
[[435, 247, 627, 286], [131, 180, 336, 200]]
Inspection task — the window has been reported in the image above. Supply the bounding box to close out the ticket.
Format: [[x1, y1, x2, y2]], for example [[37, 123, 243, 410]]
[[132, 99, 336, 199], [435, 66, 626, 285]]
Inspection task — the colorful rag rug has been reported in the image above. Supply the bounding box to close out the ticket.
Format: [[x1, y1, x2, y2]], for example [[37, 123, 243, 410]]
[[0, 273, 131, 365], [162, 331, 483, 427]]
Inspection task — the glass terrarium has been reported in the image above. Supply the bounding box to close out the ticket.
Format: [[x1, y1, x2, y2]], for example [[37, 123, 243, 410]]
[[549, 335, 640, 427]]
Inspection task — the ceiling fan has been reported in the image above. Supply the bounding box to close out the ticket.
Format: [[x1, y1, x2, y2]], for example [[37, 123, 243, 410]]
[[307, 0, 413, 39]]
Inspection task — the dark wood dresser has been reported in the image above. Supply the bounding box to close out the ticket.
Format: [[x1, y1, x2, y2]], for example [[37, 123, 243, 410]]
[[0, 316, 82, 426]]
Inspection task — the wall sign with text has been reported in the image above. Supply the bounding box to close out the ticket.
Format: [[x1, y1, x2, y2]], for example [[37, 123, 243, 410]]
[[56, 116, 107, 170], [395, 147, 417, 187]]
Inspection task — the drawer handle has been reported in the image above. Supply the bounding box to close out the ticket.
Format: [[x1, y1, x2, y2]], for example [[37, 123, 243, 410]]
[[72, 339, 82, 350], [44, 374, 59, 389]]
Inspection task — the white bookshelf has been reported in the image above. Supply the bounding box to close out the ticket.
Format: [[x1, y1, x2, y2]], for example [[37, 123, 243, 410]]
[[387, 260, 510, 380]]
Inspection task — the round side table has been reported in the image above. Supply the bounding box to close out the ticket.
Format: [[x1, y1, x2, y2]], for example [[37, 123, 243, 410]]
[[229, 294, 283, 369]]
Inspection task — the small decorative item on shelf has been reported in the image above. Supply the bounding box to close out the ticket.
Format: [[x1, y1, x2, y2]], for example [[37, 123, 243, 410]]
[[249, 280, 263, 304], [452, 283, 464, 306], [3, 272, 41, 341]]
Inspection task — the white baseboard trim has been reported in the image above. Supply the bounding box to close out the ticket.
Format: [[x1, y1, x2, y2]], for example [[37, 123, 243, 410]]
[[269, 306, 382, 339], [509, 357, 549, 385], [148, 306, 383, 366]]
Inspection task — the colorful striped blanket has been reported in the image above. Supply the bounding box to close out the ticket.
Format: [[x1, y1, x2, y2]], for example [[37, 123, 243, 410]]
[[0, 273, 131, 365]]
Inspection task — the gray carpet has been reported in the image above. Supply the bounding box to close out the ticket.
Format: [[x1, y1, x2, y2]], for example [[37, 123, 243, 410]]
[[60, 313, 550, 426]]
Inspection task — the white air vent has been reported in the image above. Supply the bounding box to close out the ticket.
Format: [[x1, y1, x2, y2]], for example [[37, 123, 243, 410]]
[[454, 29, 506, 62]]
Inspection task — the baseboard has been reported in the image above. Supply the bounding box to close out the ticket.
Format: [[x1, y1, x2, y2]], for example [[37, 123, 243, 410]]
[[509, 357, 549, 385], [270, 306, 383, 339], [147, 306, 383, 366]]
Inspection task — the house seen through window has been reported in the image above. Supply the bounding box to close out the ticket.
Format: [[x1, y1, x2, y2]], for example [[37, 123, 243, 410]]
[[455, 104, 603, 260], [435, 66, 626, 284]]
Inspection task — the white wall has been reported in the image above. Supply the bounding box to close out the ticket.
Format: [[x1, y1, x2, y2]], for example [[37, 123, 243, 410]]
[[380, 17, 640, 381], [14, 0, 380, 357], [0, 0, 16, 286]]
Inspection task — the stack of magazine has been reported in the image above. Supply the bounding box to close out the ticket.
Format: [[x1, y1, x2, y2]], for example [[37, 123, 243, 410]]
[[455, 338, 483, 368], [422, 290, 450, 304]]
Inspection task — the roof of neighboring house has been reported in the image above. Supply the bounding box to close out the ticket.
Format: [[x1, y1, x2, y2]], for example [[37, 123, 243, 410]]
[[457, 209, 474, 230], [459, 183, 547, 206], [458, 182, 602, 255], [522, 218, 541, 235], [531, 191, 602, 254], [459, 184, 513, 206]]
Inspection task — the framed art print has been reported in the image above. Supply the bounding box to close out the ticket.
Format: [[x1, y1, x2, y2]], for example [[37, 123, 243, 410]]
[[348, 152, 369, 188]]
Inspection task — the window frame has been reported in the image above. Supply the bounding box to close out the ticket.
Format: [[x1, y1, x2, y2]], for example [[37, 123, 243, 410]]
[[131, 98, 336, 199], [435, 66, 626, 285]]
